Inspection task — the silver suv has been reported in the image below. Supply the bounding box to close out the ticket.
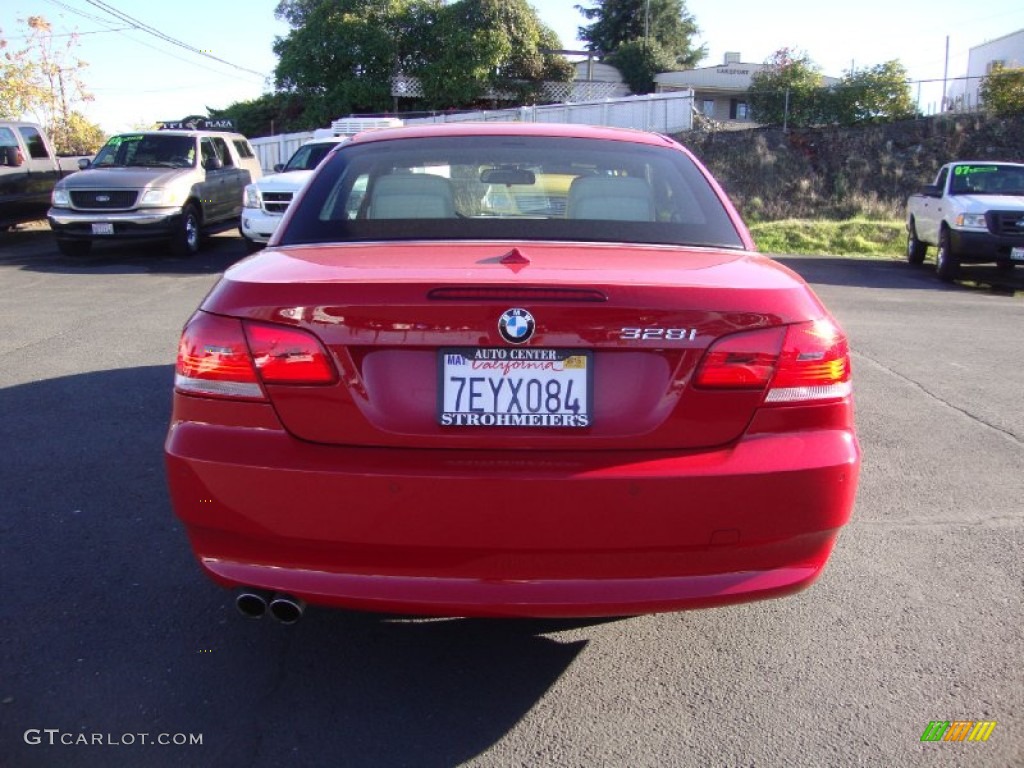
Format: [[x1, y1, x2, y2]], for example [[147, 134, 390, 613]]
[[48, 126, 261, 257]]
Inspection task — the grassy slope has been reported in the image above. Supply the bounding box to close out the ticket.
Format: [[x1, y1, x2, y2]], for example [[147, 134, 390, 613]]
[[681, 116, 1024, 258], [748, 218, 905, 258]]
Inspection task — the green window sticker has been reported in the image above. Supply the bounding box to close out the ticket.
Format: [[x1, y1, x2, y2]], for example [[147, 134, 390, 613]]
[[104, 135, 144, 148], [954, 165, 997, 175]]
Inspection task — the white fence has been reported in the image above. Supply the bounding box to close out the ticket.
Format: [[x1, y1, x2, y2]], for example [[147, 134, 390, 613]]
[[406, 91, 694, 134], [249, 90, 695, 172]]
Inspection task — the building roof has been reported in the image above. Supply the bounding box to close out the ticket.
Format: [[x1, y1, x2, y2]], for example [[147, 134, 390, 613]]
[[655, 61, 767, 92], [656, 55, 840, 93], [968, 27, 1024, 52]]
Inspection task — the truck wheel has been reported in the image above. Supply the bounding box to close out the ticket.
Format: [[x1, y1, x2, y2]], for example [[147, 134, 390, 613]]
[[170, 204, 201, 256], [935, 228, 959, 282], [906, 221, 927, 264], [56, 239, 92, 257]]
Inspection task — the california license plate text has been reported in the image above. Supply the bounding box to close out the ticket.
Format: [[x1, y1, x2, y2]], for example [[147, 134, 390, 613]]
[[439, 348, 591, 428]]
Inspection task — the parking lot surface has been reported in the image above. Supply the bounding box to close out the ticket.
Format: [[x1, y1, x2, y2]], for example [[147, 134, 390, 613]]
[[1, 228, 1021, 767]]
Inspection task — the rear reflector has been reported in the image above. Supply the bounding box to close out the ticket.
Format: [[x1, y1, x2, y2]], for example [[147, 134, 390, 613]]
[[695, 319, 851, 404], [175, 312, 336, 400]]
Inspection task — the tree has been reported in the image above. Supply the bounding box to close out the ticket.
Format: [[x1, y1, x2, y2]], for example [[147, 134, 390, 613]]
[[271, 0, 571, 123], [831, 61, 916, 125], [58, 110, 106, 154], [0, 16, 104, 154], [748, 48, 825, 128], [415, 0, 572, 109], [273, 0, 433, 123], [208, 93, 308, 138], [606, 38, 677, 94], [0, 26, 44, 119], [26, 17, 102, 153], [980, 64, 1024, 117], [577, 0, 704, 68]]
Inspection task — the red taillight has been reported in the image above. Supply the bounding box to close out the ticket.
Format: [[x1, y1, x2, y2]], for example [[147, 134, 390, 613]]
[[175, 312, 336, 400], [243, 322, 337, 385], [765, 319, 851, 404], [694, 326, 785, 389], [176, 313, 264, 400], [695, 319, 851, 404]]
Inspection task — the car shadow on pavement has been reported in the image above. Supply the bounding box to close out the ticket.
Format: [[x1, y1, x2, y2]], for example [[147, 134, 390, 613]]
[[0, 224, 249, 277], [774, 255, 1024, 295], [0, 365, 615, 768]]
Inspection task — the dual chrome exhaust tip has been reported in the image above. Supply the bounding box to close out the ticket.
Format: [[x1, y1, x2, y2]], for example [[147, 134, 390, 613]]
[[235, 589, 305, 624]]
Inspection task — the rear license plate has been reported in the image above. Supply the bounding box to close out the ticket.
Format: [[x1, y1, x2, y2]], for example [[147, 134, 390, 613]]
[[439, 348, 592, 428], [91, 222, 114, 235], [1011, 247, 1024, 262]]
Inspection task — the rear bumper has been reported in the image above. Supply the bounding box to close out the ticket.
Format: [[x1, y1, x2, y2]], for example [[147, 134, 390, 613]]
[[165, 414, 859, 617]]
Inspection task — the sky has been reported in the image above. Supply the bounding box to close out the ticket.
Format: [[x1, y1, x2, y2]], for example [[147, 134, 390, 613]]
[[2, 0, 1024, 135]]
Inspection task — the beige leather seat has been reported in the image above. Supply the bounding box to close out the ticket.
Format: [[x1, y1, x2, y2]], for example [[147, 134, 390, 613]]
[[368, 174, 456, 218], [566, 176, 655, 221]]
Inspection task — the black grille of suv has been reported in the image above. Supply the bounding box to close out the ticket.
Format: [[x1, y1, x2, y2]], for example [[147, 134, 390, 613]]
[[263, 192, 293, 214], [990, 211, 1024, 236], [70, 190, 138, 209]]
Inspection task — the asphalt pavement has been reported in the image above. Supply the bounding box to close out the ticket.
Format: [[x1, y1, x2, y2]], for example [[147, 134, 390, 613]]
[[0, 228, 1021, 768]]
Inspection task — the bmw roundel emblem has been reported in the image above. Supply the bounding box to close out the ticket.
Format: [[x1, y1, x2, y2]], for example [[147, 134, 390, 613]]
[[498, 308, 535, 344]]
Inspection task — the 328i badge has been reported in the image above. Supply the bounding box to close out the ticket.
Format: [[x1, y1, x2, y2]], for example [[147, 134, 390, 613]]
[[165, 123, 860, 622]]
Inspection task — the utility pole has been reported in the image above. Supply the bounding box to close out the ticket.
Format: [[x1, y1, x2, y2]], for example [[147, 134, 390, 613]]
[[941, 35, 950, 111]]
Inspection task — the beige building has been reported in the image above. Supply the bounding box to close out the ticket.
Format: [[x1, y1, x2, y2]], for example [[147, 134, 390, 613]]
[[654, 52, 766, 122], [655, 52, 840, 123]]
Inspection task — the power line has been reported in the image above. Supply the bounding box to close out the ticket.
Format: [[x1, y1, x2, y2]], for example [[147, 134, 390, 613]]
[[77, 0, 269, 78], [39, 0, 269, 86], [3, 26, 133, 40], [42, 0, 124, 29]]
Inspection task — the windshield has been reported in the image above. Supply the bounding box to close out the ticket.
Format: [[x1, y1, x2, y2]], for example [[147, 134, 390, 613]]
[[283, 142, 341, 172], [279, 136, 745, 249], [92, 134, 196, 169], [949, 164, 1024, 195]]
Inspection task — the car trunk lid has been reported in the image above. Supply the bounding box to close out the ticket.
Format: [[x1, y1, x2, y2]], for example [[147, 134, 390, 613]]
[[199, 241, 825, 450]]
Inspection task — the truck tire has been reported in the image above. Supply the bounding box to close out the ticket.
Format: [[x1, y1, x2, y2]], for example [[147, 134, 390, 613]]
[[935, 228, 959, 282], [56, 239, 92, 257], [169, 204, 201, 256], [906, 220, 927, 264]]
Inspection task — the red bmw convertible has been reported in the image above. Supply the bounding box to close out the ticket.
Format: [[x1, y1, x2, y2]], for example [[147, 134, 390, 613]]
[[165, 123, 860, 622]]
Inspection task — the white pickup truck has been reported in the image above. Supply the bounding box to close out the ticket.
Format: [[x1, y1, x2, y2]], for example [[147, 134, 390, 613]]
[[906, 161, 1024, 281], [239, 136, 346, 252]]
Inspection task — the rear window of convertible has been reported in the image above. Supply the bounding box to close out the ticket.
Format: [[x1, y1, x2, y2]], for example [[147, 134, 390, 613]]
[[278, 136, 744, 249]]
